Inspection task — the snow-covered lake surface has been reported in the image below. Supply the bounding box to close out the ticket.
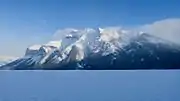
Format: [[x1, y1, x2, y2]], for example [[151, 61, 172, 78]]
[[0, 70, 179, 101]]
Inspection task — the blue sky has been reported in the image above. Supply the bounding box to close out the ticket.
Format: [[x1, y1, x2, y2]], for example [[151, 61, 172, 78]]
[[1, 0, 180, 29], [0, 0, 180, 56]]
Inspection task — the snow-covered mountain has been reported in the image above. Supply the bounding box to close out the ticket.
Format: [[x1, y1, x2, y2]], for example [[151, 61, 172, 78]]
[[1, 27, 180, 70]]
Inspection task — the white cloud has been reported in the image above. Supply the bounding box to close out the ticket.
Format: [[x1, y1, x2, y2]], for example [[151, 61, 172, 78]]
[[139, 18, 180, 44]]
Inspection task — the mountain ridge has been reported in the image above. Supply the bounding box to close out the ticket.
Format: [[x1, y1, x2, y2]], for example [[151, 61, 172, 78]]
[[1, 28, 180, 70]]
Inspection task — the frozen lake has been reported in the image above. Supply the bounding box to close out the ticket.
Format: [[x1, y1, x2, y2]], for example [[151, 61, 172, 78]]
[[0, 70, 180, 101]]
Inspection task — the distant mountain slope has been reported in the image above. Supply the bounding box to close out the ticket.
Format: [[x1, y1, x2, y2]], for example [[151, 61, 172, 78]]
[[0, 56, 18, 67]]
